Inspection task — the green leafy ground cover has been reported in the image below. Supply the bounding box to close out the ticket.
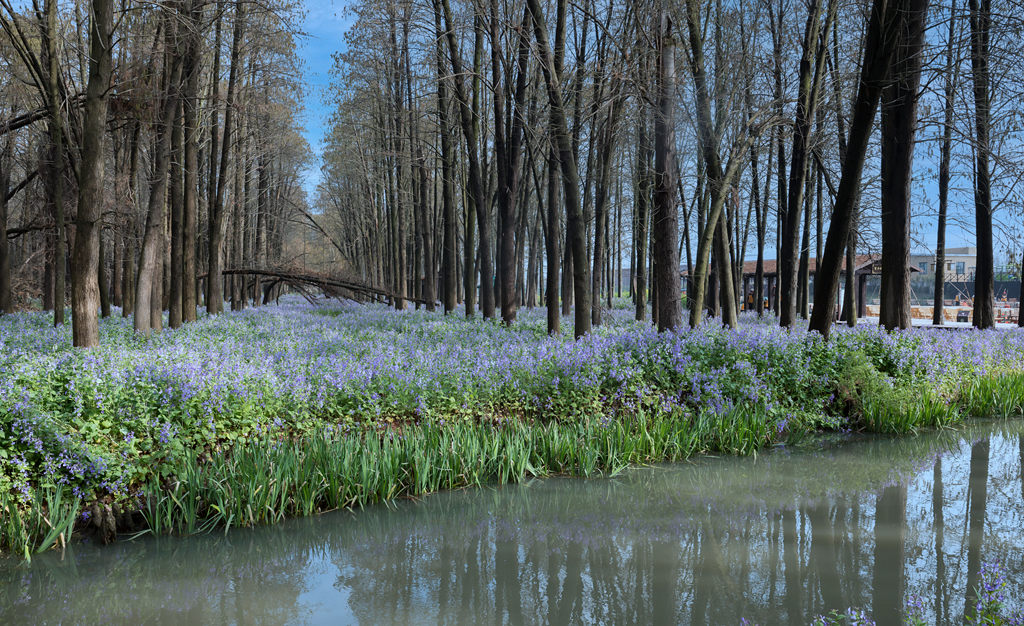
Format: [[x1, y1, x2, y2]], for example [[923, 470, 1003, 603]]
[[2, 299, 1024, 558]]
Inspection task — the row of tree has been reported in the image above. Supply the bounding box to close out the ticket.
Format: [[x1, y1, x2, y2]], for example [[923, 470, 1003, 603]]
[[319, 0, 1024, 337], [0, 0, 309, 345]]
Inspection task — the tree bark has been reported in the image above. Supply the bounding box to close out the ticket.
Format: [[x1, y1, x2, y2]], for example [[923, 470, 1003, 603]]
[[779, 0, 834, 327], [797, 168, 812, 318], [653, 11, 681, 331], [45, 0, 66, 327], [879, 0, 929, 331], [634, 112, 651, 322], [932, 3, 958, 326], [0, 142, 10, 314], [492, 0, 530, 325], [181, 0, 201, 323], [968, 0, 994, 329], [206, 0, 243, 316], [526, 0, 591, 338], [434, 0, 457, 315], [98, 229, 110, 318], [809, 0, 908, 338], [69, 0, 113, 347], [168, 103, 184, 328], [134, 16, 183, 334], [683, 0, 742, 329], [545, 144, 560, 334], [439, 0, 494, 319]]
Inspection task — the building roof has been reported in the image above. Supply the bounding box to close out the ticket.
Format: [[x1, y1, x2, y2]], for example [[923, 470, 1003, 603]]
[[737, 254, 882, 276], [681, 254, 921, 277]]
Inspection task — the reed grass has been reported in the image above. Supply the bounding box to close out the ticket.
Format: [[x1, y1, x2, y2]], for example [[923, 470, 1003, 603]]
[[134, 407, 780, 537], [0, 487, 79, 562], [4, 300, 1024, 559], [5, 367, 1024, 558]]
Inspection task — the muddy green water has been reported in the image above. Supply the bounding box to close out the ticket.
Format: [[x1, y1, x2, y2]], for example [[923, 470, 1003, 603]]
[[2, 420, 1023, 625]]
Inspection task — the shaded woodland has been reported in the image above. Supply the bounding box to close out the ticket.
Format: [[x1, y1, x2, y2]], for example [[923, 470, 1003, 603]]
[[1, 0, 309, 345]]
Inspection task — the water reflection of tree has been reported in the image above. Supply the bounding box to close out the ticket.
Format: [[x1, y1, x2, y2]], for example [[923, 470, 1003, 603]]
[[934, 457, 949, 624], [964, 439, 990, 620], [1, 421, 1022, 625], [0, 525, 325, 624], [873, 484, 908, 626]]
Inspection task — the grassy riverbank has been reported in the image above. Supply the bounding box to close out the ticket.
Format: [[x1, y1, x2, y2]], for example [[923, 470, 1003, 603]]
[[3, 299, 1024, 558]]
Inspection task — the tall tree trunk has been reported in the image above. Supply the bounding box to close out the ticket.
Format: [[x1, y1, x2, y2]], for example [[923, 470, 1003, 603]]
[[434, 0, 457, 315], [169, 103, 184, 328], [797, 169, 812, 318], [0, 143, 10, 314], [683, 0, 741, 329], [122, 236, 134, 317], [634, 114, 651, 322], [439, 0, 493, 319], [809, 0, 908, 338], [879, 0, 929, 331], [526, 0, 591, 338], [45, 0, 66, 327], [592, 109, 620, 327], [653, 11, 681, 331], [754, 136, 771, 317], [206, 0, 242, 316], [181, 0, 201, 323], [968, 0, 994, 329], [134, 18, 184, 334], [112, 225, 122, 309], [830, 35, 856, 325], [98, 230, 110, 318], [932, 1, 957, 327], [492, 0, 531, 325], [69, 0, 113, 347], [770, 0, 786, 319], [545, 144, 560, 334], [415, 148, 435, 310], [779, 0, 834, 327]]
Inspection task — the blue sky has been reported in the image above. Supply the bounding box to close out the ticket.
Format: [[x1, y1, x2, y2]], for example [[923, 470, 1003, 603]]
[[288, 2, 1013, 262], [296, 0, 354, 195]]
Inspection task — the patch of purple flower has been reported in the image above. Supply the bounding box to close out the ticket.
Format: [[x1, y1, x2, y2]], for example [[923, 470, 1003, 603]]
[[2, 298, 1023, 509]]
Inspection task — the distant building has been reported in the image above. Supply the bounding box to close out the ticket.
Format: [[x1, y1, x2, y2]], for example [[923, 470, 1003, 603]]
[[682, 254, 920, 318], [909, 246, 977, 280]]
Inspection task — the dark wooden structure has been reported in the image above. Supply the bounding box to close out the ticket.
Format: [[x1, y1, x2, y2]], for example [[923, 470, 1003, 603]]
[[201, 268, 432, 307], [734, 254, 920, 317]]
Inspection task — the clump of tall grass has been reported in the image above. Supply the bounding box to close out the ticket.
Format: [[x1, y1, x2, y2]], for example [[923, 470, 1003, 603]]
[[959, 371, 1024, 419], [0, 487, 79, 561], [139, 407, 778, 537], [830, 350, 1024, 434]]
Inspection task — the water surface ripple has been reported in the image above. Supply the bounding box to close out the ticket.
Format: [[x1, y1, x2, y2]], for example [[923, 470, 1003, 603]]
[[2, 419, 1023, 625]]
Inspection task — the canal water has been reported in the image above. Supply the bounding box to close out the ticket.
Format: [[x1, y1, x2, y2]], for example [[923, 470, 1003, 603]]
[[1, 420, 1022, 625]]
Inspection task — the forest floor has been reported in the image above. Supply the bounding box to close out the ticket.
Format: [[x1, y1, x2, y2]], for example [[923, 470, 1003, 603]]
[[3, 297, 1024, 558]]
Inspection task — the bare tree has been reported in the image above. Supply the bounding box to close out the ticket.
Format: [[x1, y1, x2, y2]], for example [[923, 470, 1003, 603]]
[[810, 0, 910, 338], [968, 0, 994, 329], [69, 0, 114, 346]]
